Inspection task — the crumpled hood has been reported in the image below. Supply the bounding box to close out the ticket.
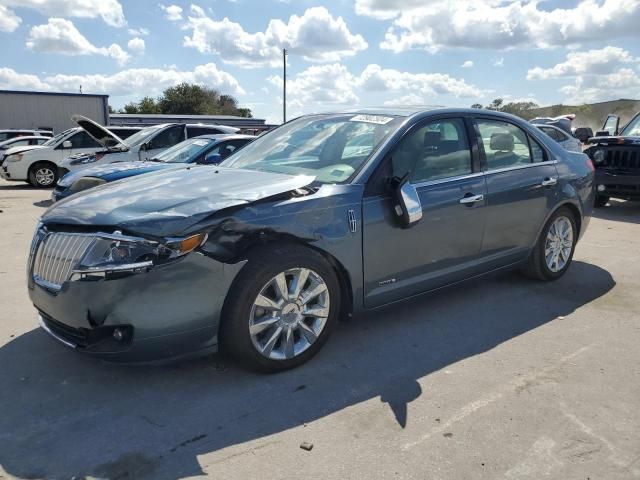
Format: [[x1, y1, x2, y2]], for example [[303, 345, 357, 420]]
[[43, 166, 315, 237], [58, 161, 178, 186], [587, 135, 640, 146]]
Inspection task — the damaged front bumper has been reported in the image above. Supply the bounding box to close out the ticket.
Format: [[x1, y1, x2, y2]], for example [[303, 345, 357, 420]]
[[29, 244, 245, 362], [595, 169, 640, 199]]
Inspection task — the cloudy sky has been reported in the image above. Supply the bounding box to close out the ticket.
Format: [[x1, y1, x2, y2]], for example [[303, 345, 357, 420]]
[[1, 0, 639, 123]]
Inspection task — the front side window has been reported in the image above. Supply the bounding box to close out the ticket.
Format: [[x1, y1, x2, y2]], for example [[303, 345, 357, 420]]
[[621, 114, 640, 136], [67, 131, 99, 149], [390, 118, 472, 183], [476, 119, 532, 170], [149, 125, 184, 149], [206, 139, 250, 161], [221, 114, 404, 184]]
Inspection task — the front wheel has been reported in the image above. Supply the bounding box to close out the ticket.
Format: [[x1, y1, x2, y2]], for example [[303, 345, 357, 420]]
[[28, 162, 58, 188], [220, 244, 341, 371], [523, 207, 577, 281]]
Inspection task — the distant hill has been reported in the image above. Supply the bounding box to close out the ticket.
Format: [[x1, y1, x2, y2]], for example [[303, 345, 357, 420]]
[[530, 99, 640, 131]]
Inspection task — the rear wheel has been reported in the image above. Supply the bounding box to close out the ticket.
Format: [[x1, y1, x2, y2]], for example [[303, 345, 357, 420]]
[[220, 244, 341, 372], [594, 195, 609, 208], [28, 162, 58, 188], [523, 207, 577, 281]]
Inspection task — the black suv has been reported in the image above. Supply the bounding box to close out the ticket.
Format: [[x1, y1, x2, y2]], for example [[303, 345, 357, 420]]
[[585, 113, 640, 207]]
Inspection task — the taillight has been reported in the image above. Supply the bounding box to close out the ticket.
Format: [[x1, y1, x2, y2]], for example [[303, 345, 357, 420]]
[[586, 157, 595, 172], [95, 153, 105, 161]]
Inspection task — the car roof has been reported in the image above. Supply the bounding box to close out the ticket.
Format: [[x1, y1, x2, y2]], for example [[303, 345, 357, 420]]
[[192, 133, 255, 141], [0, 135, 47, 142], [307, 107, 533, 122]]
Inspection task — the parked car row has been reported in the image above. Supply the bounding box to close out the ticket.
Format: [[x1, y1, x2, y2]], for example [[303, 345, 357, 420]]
[[27, 107, 595, 371], [0, 118, 239, 187], [0, 129, 53, 141]]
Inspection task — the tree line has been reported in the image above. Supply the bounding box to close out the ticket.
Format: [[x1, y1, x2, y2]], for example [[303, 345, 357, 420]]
[[471, 98, 539, 119], [109, 83, 252, 118]]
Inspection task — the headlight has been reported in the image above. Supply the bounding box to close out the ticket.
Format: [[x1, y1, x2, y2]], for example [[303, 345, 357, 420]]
[[74, 232, 208, 274], [70, 155, 98, 166], [6, 154, 22, 162], [592, 149, 606, 163], [69, 177, 106, 192]]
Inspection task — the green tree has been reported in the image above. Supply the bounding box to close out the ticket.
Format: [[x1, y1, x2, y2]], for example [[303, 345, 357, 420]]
[[122, 102, 139, 114], [159, 83, 219, 115], [137, 96, 160, 114], [470, 103, 483, 109], [471, 98, 539, 119]]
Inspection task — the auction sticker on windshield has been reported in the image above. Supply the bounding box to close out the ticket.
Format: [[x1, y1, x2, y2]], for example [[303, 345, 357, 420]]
[[350, 114, 394, 125]]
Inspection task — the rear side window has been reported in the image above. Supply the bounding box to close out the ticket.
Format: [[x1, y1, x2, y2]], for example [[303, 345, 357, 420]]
[[110, 128, 140, 139], [529, 136, 547, 163], [476, 119, 531, 170], [390, 118, 472, 183], [187, 126, 223, 138]]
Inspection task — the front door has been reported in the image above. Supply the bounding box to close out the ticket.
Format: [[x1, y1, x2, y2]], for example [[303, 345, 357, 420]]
[[473, 117, 559, 268], [362, 117, 487, 308], [142, 125, 186, 160]]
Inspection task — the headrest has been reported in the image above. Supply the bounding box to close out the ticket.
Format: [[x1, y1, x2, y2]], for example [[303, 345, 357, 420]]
[[490, 132, 514, 151], [424, 130, 442, 146]]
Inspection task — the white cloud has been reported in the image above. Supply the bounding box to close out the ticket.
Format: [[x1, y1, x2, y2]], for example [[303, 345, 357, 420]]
[[356, 0, 640, 53], [527, 46, 640, 104], [0, 5, 20, 32], [383, 93, 427, 106], [128, 27, 149, 36], [127, 37, 146, 55], [269, 63, 358, 108], [0, 68, 50, 90], [26, 18, 130, 65], [182, 6, 367, 68], [527, 46, 638, 80], [461, 60, 473, 68], [358, 64, 484, 98], [0, 0, 126, 27], [0, 64, 245, 98], [493, 57, 504, 67], [268, 63, 483, 110], [160, 4, 183, 21]]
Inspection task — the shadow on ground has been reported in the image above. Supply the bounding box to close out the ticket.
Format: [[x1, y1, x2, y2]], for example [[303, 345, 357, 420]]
[[593, 199, 640, 224], [0, 261, 614, 479]]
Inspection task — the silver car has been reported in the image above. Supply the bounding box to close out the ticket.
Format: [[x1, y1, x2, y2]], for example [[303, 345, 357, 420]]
[[536, 125, 582, 152]]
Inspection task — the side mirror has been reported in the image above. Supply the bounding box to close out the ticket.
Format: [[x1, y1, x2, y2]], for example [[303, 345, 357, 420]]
[[201, 153, 222, 165], [595, 130, 610, 137], [392, 174, 422, 228], [62, 140, 72, 149]]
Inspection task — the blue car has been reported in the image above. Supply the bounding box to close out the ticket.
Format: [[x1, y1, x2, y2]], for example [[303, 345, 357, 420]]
[[52, 134, 254, 201], [30, 108, 594, 371]]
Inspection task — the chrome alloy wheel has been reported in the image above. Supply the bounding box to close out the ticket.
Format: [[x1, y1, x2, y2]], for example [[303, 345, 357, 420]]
[[249, 268, 330, 360], [35, 167, 55, 186], [545, 216, 574, 273]]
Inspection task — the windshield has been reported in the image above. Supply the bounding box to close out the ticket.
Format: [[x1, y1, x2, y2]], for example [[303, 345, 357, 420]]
[[621, 115, 640, 136], [42, 129, 75, 146], [123, 125, 165, 148], [152, 138, 214, 163], [220, 114, 404, 183]]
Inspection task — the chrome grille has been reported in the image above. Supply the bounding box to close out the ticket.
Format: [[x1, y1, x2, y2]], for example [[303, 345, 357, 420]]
[[32, 232, 95, 288]]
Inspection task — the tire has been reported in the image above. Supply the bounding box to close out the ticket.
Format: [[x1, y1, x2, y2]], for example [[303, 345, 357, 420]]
[[220, 244, 341, 372], [28, 162, 58, 188], [523, 207, 577, 281], [594, 195, 609, 208]]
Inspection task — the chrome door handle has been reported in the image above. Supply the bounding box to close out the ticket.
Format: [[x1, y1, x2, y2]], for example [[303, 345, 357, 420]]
[[541, 177, 558, 187], [459, 194, 484, 204]]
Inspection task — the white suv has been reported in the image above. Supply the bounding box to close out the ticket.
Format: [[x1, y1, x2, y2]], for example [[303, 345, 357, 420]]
[[0, 125, 139, 187], [58, 115, 239, 173]]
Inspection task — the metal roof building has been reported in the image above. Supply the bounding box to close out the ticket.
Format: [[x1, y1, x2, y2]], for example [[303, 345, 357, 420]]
[[0, 90, 109, 133], [109, 113, 268, 130]]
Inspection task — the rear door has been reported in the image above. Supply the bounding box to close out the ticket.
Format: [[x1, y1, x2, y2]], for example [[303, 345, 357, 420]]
[[473, 117, 559, 268], [362, 116, 487, 308]]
